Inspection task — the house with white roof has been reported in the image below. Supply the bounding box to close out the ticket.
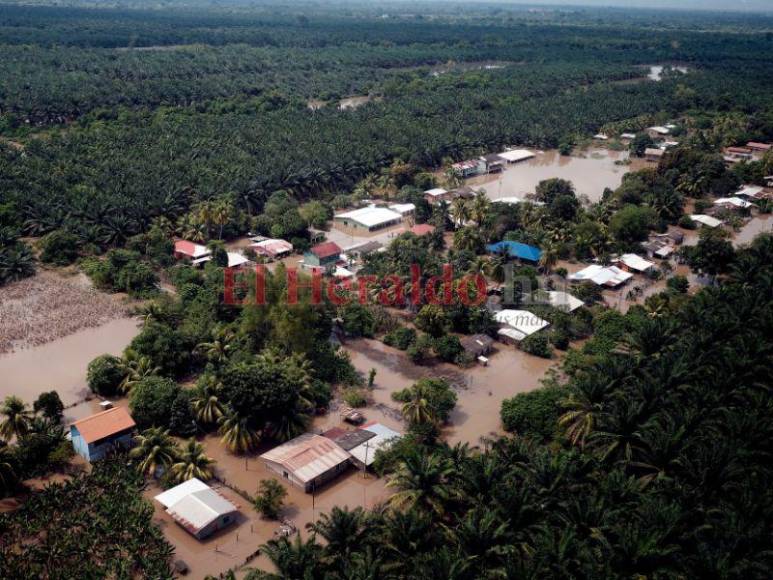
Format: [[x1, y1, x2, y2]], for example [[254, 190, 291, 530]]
[[735, 185, 765, 200], [713, 197, 753, 211], [334, 205, 404, 234], [531, 290, 584, 312], [388, 203, 416, 217], [616, 253, 656, 274], [424, 188, 450, 204], [690, 214, 723, 228], [568, 265, 633, 288], [494, 309, 550, 343], [260, 433, 351, 492], [155, 478, 239, 540], [348, 422, 401, 469], [498, 149, 536, 163]]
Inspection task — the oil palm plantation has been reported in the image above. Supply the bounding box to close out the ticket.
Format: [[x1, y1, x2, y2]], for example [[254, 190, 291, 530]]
[[130, 427, 179, 478], [170, 439, 215, 483], [0, 396, 32, 441]]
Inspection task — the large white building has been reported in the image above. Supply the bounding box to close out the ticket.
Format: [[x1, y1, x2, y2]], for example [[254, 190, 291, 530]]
[[334, 205, 404, 234]]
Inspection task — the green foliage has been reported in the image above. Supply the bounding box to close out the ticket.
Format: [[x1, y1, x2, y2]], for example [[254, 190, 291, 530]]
[[87, 354, 125, 396], [343, 388, 367, 408], [501, 384, 568, 441], [433, 334, 464, 363], [609, 204, 657, 244], [519, 333, 553, 358], [383, 326, 417, 350], [393, 378, 457, 424], [128, 376, 182, 430], [666, 275, 690, 293], [82, 250, 158, 297], [38, 229, 79, 266], [414, 304, 450, 338], [340, 303, 376, 338], [0, 458, 173, 578], [254, 478, 288, 520], [32, 391, 64, 424]]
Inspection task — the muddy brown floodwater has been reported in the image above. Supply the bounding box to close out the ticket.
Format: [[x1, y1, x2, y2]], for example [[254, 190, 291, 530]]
[[733, 214, 772, 247], [0, 317, 140, 407], [467, 149, 652, 202]]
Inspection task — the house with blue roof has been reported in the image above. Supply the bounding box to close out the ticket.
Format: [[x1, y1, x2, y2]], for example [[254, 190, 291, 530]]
[[486, 241, 542, 263]]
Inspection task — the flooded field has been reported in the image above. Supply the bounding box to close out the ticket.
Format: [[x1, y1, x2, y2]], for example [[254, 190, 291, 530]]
[[341, 338, 552, 445], [647, 64, 689, 81], [468, 149, 651, 202], [0, 317, 140, 406]]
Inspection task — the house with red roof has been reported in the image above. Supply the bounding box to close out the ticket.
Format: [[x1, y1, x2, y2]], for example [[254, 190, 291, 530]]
[[173, 240, 211, 261], [304, 241, 342, 270], [70, 407, 136, 462]]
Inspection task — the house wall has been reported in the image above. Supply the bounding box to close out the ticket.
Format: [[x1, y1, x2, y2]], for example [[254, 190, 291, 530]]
[[70, 428, 91, 461], [333, 217, 402, 236], [262, 459, 349, 492], [196, 513, 236, 539]]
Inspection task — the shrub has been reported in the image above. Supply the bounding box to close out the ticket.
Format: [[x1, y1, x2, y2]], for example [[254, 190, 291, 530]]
[[343, 388, 367, 408], [501, 384, 568, 441], [38, 230, 79, 266], [520, 333, 553, 358], [433, 335, 464, 363], [254, 479, 287, 520], [383, 327, 417, 350], [678, 215, 696, 229], [129, 377, 181, 429], [667, 275, 690, 294], [87, 354, 125, 396]]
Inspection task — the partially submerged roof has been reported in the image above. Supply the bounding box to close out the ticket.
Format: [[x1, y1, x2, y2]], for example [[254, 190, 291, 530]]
[[260, 434, 351, 484], [424, 187, 448, 197], [618, 253, 656, 272], [533, 290, 584, 312], [735, 185, 764, 198], [498, 149, 535, 163], [690, 214, 723, 228], [71, 407, 136, 445], [309, 241, 342, 259], [714, 197, 753, 209], [226, 252, 250, 268], [644, 147, 665, 158], [460, 333, 495, 355], [494, 309, 550, 340], [486, 241, 542, 262], [156, 479, 239, 535]]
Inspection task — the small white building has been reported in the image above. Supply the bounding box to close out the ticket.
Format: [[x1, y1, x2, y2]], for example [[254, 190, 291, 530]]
[[713, 197, 753, 210], [568, 265, 633, 288], [424, 188, 450, 204], [334, 206, 404, 234], [616, 253, 656, 274], [532, 290, 584, 312], [348, 422, 401, 469], [388, 203, 416, 217], [494, 309, 550, 342], [735, 185, 765, 199], [260, 433, 351, 492], [498, 149, 536, 163], [155, 478, 239, 540], [690, 214, 723, 228]]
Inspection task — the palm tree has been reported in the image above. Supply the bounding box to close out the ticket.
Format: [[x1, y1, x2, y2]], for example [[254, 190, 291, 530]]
[[256, 534, 324, 580], [470, 190, 491, 226], [539, 242, 560, 275], [118, 350, 160, 394], [306, 506, 370, 564], [195, 199, 216, 239], [0, 396, 32, 441], [219, 412, 260, 454], [400, 386, 433, 426], [449, 197, 470, 228], [130, 427, 179, 478], [191, 376, 226, 426], [195, 326, 235, 366], [213, 198, 233, 240], [387, 451, 455, 517], [170, 439, 216, 483]]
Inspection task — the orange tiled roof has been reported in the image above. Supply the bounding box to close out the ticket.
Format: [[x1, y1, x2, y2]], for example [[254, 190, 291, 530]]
[[72, 407, 136, 444]]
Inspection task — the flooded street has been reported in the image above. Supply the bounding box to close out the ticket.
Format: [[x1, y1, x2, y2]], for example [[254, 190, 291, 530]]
[[733, 214, 772, 247], [468, 149, 651, 202], [0, 317, 140, 406]]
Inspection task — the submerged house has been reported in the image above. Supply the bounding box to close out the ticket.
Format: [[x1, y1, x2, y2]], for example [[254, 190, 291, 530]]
[[494, 309, 550, 343], [460, 334, 495, 358], [174, 240, 211, 262], [70, 407, 136, 462], [155, 478, 239, 540], [615, 253, 656, 274], [260, 433, 351, 492], [334, 206, 404, 234], [568, 265, 633, 288]]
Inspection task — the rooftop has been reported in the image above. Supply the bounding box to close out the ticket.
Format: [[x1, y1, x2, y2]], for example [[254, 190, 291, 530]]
[[174, 240, 211, 259], [260, 433, 351, 484], [486, 240, 542, 262], [309, 241, 342, 259], [494, 309, 550, 340], [156, 479, 239, 535], [322, 428, 376, 451], [618, 253, 656, 272], [498, 149, 535, 163], [71, 407, 136, 445], [568, 264, 633, 287], [336, 206, 403, 228]]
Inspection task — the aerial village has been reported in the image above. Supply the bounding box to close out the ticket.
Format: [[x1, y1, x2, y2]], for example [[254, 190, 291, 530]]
[[1, 120, 772, 577]]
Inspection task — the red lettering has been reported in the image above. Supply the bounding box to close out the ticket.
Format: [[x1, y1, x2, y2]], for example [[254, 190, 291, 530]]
[[425, 264, 454, 306], [287, 267, 323, 305]]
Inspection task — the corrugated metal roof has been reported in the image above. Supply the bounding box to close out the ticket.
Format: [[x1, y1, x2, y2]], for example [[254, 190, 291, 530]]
[[155, 478, 210, 509], [260, 434, 350, 483], [71, 407, 136, 445], [167, 488, 238, 533]]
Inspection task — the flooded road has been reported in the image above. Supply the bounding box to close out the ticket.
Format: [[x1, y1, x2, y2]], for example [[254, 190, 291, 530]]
[[0, 317, 140, 406], [733, 214, 772, 247], [468, 149, 651, 202]]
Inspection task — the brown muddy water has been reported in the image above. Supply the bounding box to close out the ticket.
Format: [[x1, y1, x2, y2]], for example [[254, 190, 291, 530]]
[[0, 317, 140, 407], [468, 149, 652, 202], [733, 214, 772, 247]]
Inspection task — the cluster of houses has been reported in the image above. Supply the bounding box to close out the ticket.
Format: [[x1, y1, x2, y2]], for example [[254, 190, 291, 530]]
[[723, 142, 772, 164], [450, 148, 536, 178]]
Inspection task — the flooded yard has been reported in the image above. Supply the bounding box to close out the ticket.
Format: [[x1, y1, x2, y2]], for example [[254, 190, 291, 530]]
[[468, 149, 651, 202], [733, 214, 772, 247], [0, 317, 140, 406]]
